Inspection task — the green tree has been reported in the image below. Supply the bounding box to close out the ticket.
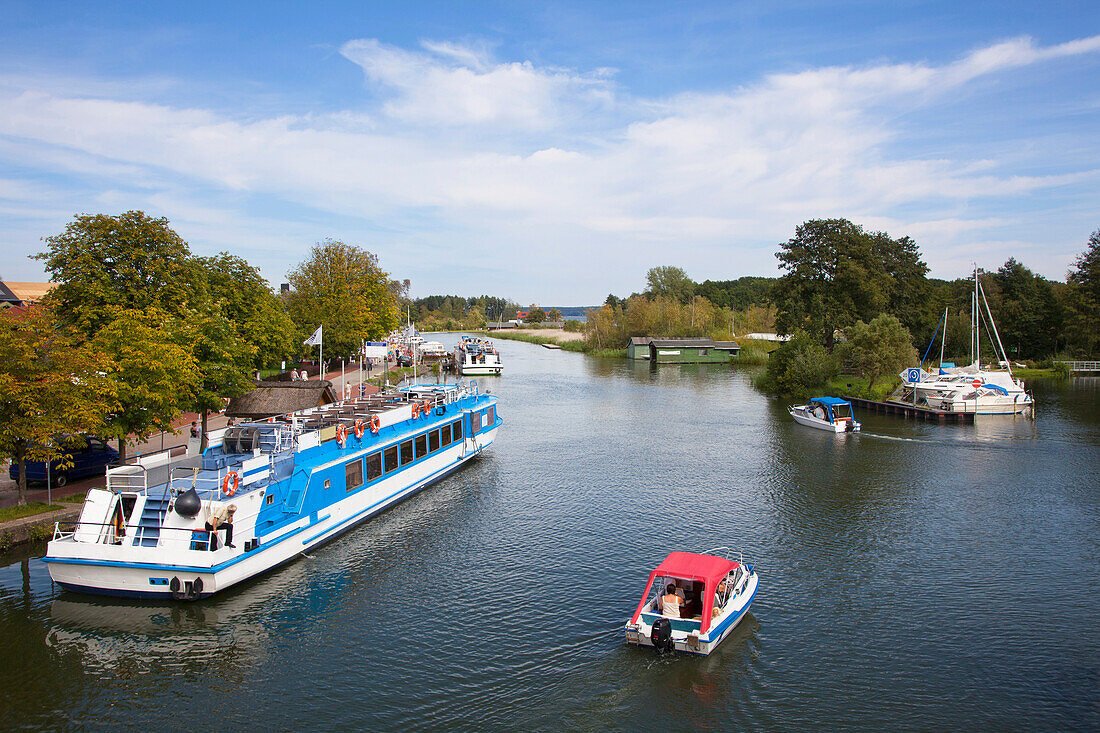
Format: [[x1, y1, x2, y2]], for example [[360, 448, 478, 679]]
[[92, 309, 201, 461], [548, 308, 562, 323], [645, 266, 695, 303], [464, 305, 486, 330], [527, 306, 546, 323], [762, 330, 839, 394], [773, 219, 928, 349], [195, 253, 296, 369], [987, 259, 1061, 359], [36, 211, 196, 337], [0, 306, 117, 504], [847, 314, 918, 390], [183, 303, 258, 449], [286, 240, 400, 358], [1067, 228, 1100, 357]]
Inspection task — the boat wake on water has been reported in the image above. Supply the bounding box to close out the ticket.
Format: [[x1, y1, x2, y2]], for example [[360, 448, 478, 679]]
[[857, 433, 938, 444]]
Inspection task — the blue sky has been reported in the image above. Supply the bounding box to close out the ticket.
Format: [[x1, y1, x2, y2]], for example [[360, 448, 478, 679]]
[[1, 1, 1098, 304]]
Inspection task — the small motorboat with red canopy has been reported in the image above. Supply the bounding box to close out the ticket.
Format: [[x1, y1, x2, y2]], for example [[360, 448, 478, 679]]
[[624, 548, 757, 655]]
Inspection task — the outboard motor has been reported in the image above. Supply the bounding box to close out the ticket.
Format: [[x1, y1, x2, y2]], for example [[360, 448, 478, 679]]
[[650, 616, 674, 653], [174, 487, 202, 518]]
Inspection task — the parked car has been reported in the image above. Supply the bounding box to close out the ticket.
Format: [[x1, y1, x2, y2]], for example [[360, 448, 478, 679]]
[[395, 353, 414, 367], [8, 436, 119, 487]]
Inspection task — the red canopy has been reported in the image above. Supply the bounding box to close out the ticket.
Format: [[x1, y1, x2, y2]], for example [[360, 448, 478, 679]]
[[631, 552, 740, 634]]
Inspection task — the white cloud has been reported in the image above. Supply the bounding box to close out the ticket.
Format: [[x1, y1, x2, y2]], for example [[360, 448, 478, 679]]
[[339, 38, 615, 129], [0, 34, 1098, 297]]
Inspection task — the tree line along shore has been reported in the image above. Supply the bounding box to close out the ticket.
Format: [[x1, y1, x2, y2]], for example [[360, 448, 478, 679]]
[[3, 212, 1098, 507]]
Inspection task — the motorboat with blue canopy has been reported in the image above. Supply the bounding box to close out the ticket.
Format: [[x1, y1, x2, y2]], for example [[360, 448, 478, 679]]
[[789, 397, 861, 433]]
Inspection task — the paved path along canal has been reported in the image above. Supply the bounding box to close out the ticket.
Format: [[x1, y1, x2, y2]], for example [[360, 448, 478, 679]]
[[1, 338, 1098, 730]]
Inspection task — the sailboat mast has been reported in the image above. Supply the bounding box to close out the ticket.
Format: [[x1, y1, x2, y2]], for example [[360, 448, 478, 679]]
[[940, 306, 948, 367], [979, 279, 1013, 377], [973, 265, 979, 368]]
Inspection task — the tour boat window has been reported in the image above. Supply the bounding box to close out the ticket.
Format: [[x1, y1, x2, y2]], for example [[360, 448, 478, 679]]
[[346, 459, 363, 492], [471, 411, 482, 433], [400, 440, 414, 465], [384, 446, 399, 472], [366, 451, 382, 481], [441, 423, 452, 446], [429, 430, 440, 453], [452, 420, 463, 440], [415, 434, 427, 459], [487, 406, 495, 425], [266, 493, 274, 506]]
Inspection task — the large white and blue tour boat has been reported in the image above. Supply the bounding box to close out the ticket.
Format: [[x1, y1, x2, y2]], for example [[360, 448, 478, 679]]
[[44, 382, 499, 600]]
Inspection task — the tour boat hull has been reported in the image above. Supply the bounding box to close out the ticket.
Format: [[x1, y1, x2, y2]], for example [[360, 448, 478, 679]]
[[45, 384, 499, 600]]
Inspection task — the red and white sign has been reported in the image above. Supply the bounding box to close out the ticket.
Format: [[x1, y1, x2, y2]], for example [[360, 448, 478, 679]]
[[971, 378, 982, 388]]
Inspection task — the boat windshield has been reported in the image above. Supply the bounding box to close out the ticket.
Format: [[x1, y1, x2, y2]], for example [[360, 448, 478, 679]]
[[832, 403, 852, 419]]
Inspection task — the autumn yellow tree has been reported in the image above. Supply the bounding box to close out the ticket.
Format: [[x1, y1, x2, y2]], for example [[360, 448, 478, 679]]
[[0, 306, 117, 505]]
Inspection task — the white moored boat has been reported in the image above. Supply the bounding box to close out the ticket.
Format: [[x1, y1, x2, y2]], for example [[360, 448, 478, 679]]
[[789, 397, 861, 432], [43, 381, 499, 600], [899, 268, 1033, 416], [454, 337, 503, 376], [625, 548, 758, 656]]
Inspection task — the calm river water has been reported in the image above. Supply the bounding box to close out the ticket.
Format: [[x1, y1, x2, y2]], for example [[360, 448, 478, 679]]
[[2, 338, 1099, 731]]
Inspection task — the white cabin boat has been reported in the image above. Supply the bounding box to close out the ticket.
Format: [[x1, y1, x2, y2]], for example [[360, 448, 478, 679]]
[[789, 397, 861, 432], [454, 337, 503, 376], [625, 549, 758, 656], [900, 268, 1033, 415]]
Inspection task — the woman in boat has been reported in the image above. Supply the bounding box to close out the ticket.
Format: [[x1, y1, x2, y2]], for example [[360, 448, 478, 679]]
[[662, 583, 685, 617]]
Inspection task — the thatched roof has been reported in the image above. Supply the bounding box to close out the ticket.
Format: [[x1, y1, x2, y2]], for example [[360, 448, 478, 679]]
[[226, 380, 339, 419]]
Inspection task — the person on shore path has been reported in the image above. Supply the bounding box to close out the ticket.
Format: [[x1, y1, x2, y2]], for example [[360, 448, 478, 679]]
[[190, 421, 200, 439]]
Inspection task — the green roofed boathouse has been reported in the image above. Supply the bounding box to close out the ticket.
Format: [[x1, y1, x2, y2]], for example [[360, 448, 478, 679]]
[[627, 337, 740, 363]]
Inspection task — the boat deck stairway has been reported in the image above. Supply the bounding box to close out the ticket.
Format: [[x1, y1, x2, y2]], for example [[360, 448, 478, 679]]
[[132, 487, 173, 548]]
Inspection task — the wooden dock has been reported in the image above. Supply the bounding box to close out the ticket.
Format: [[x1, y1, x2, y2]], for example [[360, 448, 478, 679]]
[[847, 397, 975, 423]]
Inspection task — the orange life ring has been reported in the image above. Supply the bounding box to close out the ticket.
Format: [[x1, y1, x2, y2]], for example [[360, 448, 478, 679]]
[[422, 401, 432, 418], [222, 471, 239, 497], [336, 424, 347, 446], [412, 403, 420, 419], [369, 414, 381, 433], [354, 419, 364, 439]]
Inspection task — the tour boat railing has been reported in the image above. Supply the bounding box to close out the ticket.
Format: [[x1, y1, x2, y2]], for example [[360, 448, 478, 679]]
[[52, 519, 224, 550]]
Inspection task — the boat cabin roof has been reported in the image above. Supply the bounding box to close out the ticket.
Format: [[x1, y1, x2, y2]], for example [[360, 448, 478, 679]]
[[810, 397, 852, 407], [654, 551, 739, 586]]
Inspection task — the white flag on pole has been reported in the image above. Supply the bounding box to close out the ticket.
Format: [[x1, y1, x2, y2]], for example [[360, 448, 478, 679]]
[[303, 325, 322, 346]]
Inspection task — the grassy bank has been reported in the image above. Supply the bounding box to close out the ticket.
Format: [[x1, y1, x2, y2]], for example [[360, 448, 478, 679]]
[[0, 502, 65, 523], [826, 375, 900, 401], [484, 330, 590, 354]]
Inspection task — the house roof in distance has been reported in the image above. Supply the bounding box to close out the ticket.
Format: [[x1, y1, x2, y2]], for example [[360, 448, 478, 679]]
[[1, 282, 56, 304]]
